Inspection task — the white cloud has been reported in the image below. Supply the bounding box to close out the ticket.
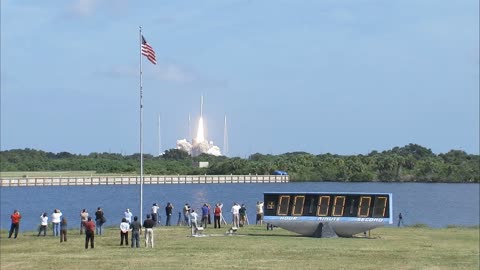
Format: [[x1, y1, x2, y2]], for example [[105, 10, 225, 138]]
[[69, 0, 129, 17], [153, 63, 194, 84], [71, 0, 98, 17]]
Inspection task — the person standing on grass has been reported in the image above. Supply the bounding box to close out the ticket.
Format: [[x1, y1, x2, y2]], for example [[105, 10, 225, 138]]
[[151, 203, 160, 226], [207, 203, 212, 225], [214, 203, 222, 229], [60, 217, 68, 242], [95, 207, 105, 235], [256, 201, 264, 225], [201, 204, 209, 228], [165, 202, 173, 226], [51, 209, 62, 236], [398, 213, 404, 227], [183, 203, 191, 226], [124, 208, 133, 224], [190, 209, 199, 235], [239, 204, 247, 227], [80, 209, 88, 234], [130, 216, 141, 248], [84, 217, 95, 249], [143, 214, 155, 248], [38, 212, 48, 237], [120, 218, 129, 246], [231, 202, 241, 228], [8, 210, 22, 239]]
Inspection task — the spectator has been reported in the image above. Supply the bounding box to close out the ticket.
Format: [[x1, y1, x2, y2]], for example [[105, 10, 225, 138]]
[[256, 201, 264, 225], [95, 207, 105, 235], [38, 212, 48, 237], [214, 203, 222, 229], [130, 216, 141, 248], [51, 209, 62, 236], [84, 217, 95, 249], [231, 203, 241, 228], [60, 217, 68, 242], [201, 204, 209, 228], [143, 214, 155, 248], [239, 204, 247, 227], [165, 202, 173, 226], [120, 218, 129, 246], [151, 203, 160, 225], [124, 208, 133, 224], [80, 209, 88, 234]]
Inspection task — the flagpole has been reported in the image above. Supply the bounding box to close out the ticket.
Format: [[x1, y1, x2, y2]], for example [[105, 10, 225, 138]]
[[139, 26, 144, 225]]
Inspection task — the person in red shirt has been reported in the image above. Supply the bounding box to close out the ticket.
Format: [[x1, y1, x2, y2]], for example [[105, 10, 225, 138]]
[[83, 217, 96, 249], [8, 210, 22, 239], [214, 203, 222, 229]]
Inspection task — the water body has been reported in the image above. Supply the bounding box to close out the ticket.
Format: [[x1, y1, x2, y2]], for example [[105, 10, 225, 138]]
[[1, 182, 478, 232]]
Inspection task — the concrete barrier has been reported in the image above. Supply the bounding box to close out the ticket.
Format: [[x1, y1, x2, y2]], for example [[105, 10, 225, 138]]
[[0, 175, 289, 187]]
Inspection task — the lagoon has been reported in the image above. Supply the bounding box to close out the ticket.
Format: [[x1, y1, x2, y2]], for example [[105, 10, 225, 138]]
[[1, 182, 478, 231]]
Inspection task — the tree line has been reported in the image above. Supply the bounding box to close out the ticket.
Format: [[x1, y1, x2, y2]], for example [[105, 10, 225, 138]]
[[0, 144, 478, 183]]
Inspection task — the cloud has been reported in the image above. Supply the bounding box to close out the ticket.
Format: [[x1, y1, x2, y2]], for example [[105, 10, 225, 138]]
[[153, 63, 194, 84], [69, 0, 129, 17], [97, 61, 227, 89], [71, 0, 98, 17]]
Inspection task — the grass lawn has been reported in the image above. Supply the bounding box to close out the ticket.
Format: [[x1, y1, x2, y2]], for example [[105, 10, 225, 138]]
[[1, 225, 478, 270]]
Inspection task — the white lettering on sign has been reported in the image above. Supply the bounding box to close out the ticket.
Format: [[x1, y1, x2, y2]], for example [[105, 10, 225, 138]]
[[279, 217, 298, 220], [357, 218, 383, 222], [316, 217, 340, 222]]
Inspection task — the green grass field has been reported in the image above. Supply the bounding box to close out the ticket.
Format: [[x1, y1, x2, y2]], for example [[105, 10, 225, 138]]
[[1, 225, 478, 270]]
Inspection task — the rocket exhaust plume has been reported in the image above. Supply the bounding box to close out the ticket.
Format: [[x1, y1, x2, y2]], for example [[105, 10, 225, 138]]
[[195, 95, 205, 143], [196, 117, 205, 143], [177, 95, 222, 157]]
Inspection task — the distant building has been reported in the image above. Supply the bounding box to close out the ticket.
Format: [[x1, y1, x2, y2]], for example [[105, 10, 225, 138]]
[[193, 161, 209, 168]]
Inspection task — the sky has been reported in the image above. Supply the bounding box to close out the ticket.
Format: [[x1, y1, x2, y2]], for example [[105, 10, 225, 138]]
[[1, 0, 479, 158]]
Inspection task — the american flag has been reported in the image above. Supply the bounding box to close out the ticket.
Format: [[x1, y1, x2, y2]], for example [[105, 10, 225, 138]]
[[141, 35, 156, 65]]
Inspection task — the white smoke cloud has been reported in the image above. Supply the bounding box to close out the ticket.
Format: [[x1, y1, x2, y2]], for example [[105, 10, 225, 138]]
[[176, 139, 222, 157]]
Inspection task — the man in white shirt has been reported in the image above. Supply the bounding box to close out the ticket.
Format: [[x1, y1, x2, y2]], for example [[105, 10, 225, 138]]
[[256, 201, 264, 225], [124, 209, 133, 223], [189, 209, 199, 235], [120, 218, 130, 246], [231, 203, 241, 228], [51, 209, 62, 236], [151, 203, 160, 225]]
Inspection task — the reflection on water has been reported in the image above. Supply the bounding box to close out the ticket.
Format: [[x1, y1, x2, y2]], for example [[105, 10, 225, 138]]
[[1, 182, 478, 231]]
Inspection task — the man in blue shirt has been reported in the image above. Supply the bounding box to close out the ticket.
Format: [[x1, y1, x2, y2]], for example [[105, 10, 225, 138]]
[[201, 204, 209, 228]]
